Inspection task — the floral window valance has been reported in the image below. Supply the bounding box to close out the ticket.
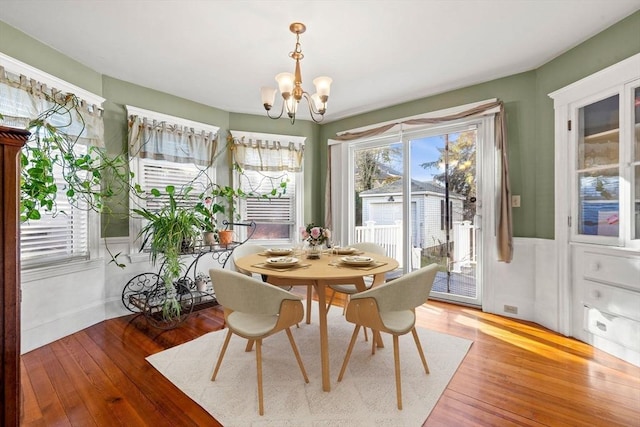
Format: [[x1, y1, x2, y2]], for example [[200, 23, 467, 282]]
[[231, 130, 305, 173]]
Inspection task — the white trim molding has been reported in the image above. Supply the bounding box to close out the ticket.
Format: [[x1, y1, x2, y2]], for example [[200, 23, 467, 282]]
[[126, 105, 220, 135], [0, 51, 105, 107]]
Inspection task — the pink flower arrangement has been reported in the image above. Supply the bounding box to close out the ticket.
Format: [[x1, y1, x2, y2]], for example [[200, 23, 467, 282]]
[[301, 223, 331, 246]]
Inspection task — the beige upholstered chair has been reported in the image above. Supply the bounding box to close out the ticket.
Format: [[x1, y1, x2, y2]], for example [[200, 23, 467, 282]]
[[233, 243, 315, 323], [327, 242, 387, 341], [209, 268, 309, 415], [231, 243, 266, 277], [337, 264, 439, 410]]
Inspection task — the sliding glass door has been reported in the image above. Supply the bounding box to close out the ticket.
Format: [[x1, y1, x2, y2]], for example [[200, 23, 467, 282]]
[[345, 121, 484, 306]]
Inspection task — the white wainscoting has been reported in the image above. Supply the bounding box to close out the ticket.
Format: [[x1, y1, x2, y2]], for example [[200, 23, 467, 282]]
[[21, 237, 231, 354], [483, 237, 558, 331], [21, 236, 560, 354]]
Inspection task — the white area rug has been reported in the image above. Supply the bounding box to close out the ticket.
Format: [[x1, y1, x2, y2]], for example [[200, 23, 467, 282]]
[[147, 305, 472, 426]]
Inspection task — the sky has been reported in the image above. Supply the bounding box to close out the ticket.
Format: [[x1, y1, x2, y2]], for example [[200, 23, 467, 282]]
[[388, 135, 446, 182]]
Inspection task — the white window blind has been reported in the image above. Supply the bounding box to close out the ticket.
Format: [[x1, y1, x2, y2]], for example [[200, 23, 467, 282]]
[[21, 144, 90, 266], [238, 170, 299, 241], [0, 53, 105, 268], [140, 159, 208, 211]]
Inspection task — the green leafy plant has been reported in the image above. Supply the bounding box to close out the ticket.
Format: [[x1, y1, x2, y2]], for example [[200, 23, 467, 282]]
[[133, 185, 206, 320], [19, 93, 129, 223], [133, 185, 205, 264]]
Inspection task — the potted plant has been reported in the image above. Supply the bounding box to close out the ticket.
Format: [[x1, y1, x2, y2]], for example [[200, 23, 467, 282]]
[[194, 195, 224, 245], [133, 185, 205, 320]]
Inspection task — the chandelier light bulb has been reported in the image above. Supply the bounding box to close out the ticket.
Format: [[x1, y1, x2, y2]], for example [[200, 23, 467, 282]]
[[275, 72, 295, 97], [261, 86, 277, 110]]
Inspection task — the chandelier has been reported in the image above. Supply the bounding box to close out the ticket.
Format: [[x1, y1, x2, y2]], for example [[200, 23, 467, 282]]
[[260, 22, 332, 124]]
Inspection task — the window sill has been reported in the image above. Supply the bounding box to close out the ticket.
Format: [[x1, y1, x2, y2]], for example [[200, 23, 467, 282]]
[[21, 258, 104, 283]]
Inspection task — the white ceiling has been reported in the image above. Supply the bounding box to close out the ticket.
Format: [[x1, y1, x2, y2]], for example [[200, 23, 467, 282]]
[[1, 1, 639, 123]]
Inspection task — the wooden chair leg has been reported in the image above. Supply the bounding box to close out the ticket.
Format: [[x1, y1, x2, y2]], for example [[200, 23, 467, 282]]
[[245, 339, 254, 352], [256, 338, 264, 415], [393, 334, 402, 410], [285, 328, 309, 383], [338, 325, 361, 382], [326, 290, 335, 312], [342, 295, 349, 315], [363, 327, 368, 342], [212, 329, 232, 381], [411, 327, 429, 374], [371, 330, 377, 355]]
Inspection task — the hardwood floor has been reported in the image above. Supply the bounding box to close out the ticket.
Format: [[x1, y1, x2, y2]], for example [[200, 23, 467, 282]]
[[20, 295, 640, 426]]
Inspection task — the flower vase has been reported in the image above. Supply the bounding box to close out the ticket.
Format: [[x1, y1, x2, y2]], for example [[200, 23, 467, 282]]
[[306, 244, 322, 260]]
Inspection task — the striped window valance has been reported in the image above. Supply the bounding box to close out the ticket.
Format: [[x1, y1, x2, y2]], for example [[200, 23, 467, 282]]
[[0, 65, 104, 147], [231, 130, 305, 172], [127, 106, 219, 167]]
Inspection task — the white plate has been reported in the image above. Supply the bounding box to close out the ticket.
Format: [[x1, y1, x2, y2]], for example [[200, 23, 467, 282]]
[[340, 256, 374, 266], [267, 248, 293, 256], [266, 256, 299, 268], [334, 247, 356, 255]]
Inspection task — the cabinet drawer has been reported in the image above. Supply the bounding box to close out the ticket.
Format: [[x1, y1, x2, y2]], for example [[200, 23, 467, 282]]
[[583, 306, 640, 352], [582, 251, 640, 290], [582, 280, 640, 321]]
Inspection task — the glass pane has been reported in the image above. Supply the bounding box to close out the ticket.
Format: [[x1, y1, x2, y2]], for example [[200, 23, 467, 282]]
[[352, 143, 403, 272], [410, 131, 477, 299], [578, 95, 619, 169], [577, 169, 619, 237]]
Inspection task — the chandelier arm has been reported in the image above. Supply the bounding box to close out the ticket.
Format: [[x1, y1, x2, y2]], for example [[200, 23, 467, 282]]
[[265, 101, 286, 120], [302, 92, 326, 123]]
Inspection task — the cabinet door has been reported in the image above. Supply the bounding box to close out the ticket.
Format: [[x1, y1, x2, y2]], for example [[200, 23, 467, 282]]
[[574, 93, 620, 243], [571, 79, 640, 247]]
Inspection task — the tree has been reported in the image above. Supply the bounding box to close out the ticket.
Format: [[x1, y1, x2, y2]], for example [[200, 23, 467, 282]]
[[420, 131, 476, 220], [353, 146, 401, 225]]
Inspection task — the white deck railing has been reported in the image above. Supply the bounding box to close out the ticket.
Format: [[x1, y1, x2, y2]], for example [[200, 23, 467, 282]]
[[355, 220, 403, 267], [354, 220, 476, 271], [452, 220, 476, 272]]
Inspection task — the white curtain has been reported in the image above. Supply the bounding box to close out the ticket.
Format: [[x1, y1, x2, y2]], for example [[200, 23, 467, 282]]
[[0, 66, 104, 146], [128, 115, 217, 166], [232, 134, 304, 172]]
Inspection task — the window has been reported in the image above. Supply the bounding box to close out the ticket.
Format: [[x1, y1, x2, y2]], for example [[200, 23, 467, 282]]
[[230, 130, 304, 244], [0, 52, 105, 268], [127, 106, 219, 252], [238, 169, 298, 240]]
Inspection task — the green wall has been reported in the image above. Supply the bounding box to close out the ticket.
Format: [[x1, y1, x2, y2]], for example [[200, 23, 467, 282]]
[[321, 9, 640, 239], [320, 71, 538, 237], [534, 10, 640, 238], [2, 10, 640, 240]]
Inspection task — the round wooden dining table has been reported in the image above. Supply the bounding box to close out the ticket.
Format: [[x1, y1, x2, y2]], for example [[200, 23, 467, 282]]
[[234, 250, 399, 392]]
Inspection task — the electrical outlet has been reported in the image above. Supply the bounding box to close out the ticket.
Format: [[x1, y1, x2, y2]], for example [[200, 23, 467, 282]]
[[504, 305, 518, 314], [511, 195, 521, 208]]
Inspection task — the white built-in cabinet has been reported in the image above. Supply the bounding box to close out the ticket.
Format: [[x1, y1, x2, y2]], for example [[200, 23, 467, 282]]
[[551, 53, 640, 367]]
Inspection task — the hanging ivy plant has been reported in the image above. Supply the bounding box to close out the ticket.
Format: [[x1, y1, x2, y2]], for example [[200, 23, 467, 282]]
[[18, 94, 130, 223]]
